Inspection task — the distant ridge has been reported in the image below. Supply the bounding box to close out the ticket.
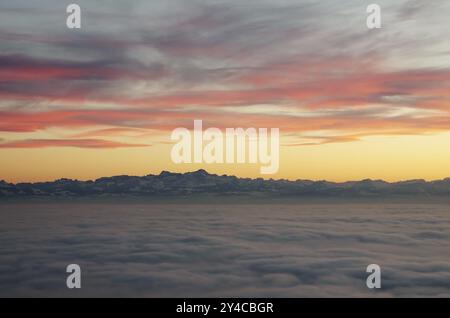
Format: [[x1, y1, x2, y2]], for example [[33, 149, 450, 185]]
[[1, 169, 450, 198]]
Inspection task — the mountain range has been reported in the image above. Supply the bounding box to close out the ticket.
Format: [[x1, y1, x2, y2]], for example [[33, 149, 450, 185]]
[[2, 169, 450, 199]]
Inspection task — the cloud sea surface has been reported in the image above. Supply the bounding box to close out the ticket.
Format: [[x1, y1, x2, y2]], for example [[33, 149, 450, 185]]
[[0, 203, 449, 297]]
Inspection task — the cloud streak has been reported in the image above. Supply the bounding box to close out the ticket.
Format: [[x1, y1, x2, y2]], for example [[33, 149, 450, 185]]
[[0, 138, 150, 149]]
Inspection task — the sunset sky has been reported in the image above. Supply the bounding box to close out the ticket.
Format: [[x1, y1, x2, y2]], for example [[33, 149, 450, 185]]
[[1, 0, 450, 183]]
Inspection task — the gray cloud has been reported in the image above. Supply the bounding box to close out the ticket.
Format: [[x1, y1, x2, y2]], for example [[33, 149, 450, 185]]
[[0, 203, 450, 297]]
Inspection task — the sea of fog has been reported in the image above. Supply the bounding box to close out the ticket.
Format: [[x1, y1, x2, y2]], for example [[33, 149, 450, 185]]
[[0, 202, 449, 297]]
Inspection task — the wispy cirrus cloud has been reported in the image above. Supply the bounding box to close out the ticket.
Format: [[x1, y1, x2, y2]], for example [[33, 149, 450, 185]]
[[0, 138, 149, 149], [0, 0, 450, 148], [0, 54, 167, 82]]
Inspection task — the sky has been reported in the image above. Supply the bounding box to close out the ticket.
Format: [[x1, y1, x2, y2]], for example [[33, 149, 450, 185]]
[[1, 0, 450, 183]]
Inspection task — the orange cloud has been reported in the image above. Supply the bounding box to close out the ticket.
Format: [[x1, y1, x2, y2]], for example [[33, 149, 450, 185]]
[[0, 138, 150, 149]]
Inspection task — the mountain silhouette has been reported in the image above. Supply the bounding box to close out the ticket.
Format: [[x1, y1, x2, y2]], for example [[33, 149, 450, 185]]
[[1, 170, 450, 198]]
